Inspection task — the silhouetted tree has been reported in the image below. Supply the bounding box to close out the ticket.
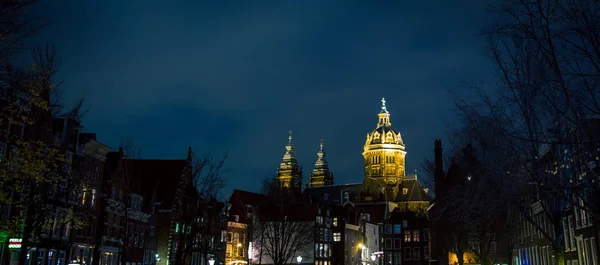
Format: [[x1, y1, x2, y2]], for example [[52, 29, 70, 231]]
[[174, 151, 227, 265], [250, 178, 314, 265]]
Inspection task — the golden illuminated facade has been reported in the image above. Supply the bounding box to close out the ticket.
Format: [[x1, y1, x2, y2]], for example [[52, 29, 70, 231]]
[[308, 139, 334, 187], [361, 98, 409, 202], [275, 130, 303, 190]]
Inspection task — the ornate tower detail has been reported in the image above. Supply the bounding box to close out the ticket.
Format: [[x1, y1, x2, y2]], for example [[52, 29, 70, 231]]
[[362, 98, 407, 201], [276, 130, 303, 191], [309, 139, 334, 187]]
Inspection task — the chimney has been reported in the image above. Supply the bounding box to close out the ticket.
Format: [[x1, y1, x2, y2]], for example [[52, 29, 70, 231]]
[[434, 139, 444, 198]]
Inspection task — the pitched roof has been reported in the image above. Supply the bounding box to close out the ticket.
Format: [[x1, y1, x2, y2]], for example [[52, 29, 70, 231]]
[[394, 175, 431, 202], [229, 189, 319, 223], [127, 159, 187, 210], [353, 203, 388, 223], [304, 183, 362, 205], [104, 151, 187, 211]]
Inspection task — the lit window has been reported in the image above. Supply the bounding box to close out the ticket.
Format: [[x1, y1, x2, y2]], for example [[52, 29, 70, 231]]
[[333, 233, 341, 242], [393, 224, 401, 234], [333, 218, 338, 227]]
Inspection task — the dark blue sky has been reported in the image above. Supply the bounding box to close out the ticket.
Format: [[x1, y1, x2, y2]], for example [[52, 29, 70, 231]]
[[29, 0, 497, 197]]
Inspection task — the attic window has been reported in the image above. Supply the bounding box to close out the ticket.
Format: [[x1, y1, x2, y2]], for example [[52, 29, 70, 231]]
[[324, 193, 329, 201], [403, 188, 408, 195]]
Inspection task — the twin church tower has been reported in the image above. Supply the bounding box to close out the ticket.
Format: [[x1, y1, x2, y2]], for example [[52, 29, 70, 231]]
[[275, 98, 410, 201]]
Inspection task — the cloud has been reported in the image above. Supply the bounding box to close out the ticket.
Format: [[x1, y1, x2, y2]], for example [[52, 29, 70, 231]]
[[29, 0, 498, 193]]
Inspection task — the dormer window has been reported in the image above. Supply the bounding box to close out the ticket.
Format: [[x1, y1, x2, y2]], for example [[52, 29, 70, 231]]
[[130, 194, 143, 211], [343, 192, 350, 203], [403, 188, 408, 195]]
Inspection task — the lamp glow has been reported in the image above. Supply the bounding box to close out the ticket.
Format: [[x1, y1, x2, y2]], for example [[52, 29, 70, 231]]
[[371, 254, 376, 262], [296, 255, 302, 264], [208, 259, 215, 265]]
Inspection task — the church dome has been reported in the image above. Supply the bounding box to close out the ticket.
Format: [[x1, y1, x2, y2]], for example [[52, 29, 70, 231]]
[[364, 98, 405, 152]]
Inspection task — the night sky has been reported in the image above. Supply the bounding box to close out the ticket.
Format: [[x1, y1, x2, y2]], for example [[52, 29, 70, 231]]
[[28, 0, 497, 196]]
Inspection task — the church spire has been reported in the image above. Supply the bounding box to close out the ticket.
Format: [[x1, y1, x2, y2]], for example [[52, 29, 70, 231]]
[[282, 130, 296, 161], [377, 97, 391, 127], [276, 130, 302, 191], [309, 138, 334, 187]]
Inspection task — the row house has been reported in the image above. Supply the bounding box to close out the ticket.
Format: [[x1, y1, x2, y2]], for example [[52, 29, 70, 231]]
[[304, 186, 382, 265], [382, 210, 429, 265], [228, 189, 340, 265], [70, 132, 110, 265]]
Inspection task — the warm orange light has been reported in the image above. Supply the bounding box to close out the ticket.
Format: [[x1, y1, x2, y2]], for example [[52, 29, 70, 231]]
[[237, 243, 242, 247]]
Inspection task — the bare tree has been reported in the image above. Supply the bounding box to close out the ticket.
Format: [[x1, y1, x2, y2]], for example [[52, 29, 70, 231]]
[[0, 43, 89, 265], [250, 178, 314, 265], [173, 151, 228, 265], [444, 1, 600, 263]]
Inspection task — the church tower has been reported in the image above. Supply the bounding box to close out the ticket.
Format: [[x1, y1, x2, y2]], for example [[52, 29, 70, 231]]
[[276, 130, 303, 191], [362, 98, 407, 200], [309, 139, 334, 187]]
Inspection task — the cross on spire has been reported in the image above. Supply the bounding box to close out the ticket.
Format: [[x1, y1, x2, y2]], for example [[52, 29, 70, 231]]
[[381, 97, 388, 113]]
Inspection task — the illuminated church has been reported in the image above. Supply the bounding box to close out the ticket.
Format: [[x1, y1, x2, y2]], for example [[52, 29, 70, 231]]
[[275, 98, 431, 217]]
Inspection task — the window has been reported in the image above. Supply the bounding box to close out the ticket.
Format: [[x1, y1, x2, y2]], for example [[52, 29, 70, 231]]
[[226, 232, 232, 242], [385, 224, 392, 234], [424, 228, 429, 241], [393, 252, 401, 265], [323, 193, 329, 200], [403, 188, 408, 195], [385, 238, 392, 249], [413, 247, 420, 260], [91, 189, 97, 206], [333, 218, 338, 227], [424, 247, 429, 260], [404, 231, 411, 242], [404, 247, 412, 260], [402, 220, 408, 228], [226, 244, 232, 257], [386, 253, 392, 265], [37, 249, 46, 265], [94, 165, 100, 180], [333, 233, 341, 242], [413, 230, 420, 242], [57, 251, 65, 265], [394, 238, 401, 249], [393, 224, 401, 234], [47, 250, 56, 265]]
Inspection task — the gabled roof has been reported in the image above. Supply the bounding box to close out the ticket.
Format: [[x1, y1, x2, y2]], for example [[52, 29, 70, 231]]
[[229, 189, 319, 223], [127, 159, 187, 210], [353, 203, 388, 223], [304, 183, 362, 205], [104, 150, 188, 211], [395, 175, 431, 202]]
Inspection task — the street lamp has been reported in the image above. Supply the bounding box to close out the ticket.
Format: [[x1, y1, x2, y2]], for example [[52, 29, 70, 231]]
[[208, 258, 215, 265], [296, 255, 302, 265], [371, 254, 376, 262]]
